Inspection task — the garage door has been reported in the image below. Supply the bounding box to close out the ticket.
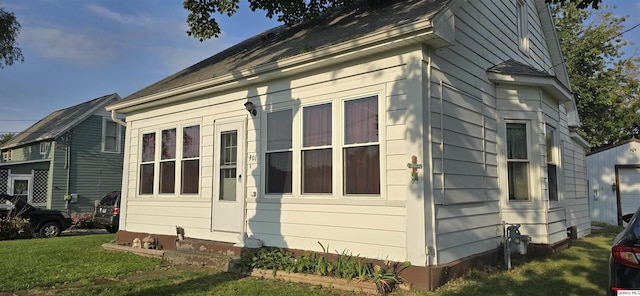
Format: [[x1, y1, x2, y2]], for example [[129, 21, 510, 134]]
[[618, 167, 640, 220]]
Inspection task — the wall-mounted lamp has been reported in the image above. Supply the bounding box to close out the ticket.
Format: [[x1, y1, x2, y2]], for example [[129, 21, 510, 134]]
[[244, 101, 257, 116], [612, 182, 617, 192]]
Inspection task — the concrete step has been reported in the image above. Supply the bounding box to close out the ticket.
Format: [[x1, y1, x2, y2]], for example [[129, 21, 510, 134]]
[[175, 238, 242, 257], [163, 249, 241, 272]]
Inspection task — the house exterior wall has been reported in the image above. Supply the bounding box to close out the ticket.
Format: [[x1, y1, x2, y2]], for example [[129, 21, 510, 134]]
[[120, 46, 427, 263], [587, 141, 640, 224], [52, 115, 125, 212]]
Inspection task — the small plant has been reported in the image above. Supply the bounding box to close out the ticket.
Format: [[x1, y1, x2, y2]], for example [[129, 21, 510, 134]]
[[0, 216, 33, 240], [70, 212, 95, 230], [239, 242, 411, 293]]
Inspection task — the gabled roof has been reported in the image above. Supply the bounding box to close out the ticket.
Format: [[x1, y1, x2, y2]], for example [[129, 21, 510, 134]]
[[587, 138, 640, 156], [1, 93, 120, 150], [111, 0, 451, 111]]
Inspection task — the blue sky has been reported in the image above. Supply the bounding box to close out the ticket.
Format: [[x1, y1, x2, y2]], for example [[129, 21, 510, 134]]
[[0, 0, 639, 134]]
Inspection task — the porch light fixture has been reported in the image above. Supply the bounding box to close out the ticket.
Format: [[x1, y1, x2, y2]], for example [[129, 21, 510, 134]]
[[612, 182, 617, 192], [244, 101, 257, 116]]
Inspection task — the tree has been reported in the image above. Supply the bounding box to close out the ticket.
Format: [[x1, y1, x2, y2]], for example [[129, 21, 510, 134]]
[[0, 2, 23, 68], [0, 133, 14, 146], [553, 4, 640, 149], [184, 0, 603, 41]]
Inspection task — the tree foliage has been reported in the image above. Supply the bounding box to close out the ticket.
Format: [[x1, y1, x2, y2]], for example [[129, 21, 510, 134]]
[[0, 3, 23, 68], [184, 0, 603, 41], [553, 4, 640, 149], [0, 133, 15, 146]]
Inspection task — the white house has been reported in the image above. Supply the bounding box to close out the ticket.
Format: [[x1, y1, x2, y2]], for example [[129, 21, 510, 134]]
[[106, 0, 590, 290], [587, 139, 640, 225]]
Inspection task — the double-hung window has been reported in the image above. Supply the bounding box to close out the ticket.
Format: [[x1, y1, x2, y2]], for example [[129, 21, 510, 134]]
[[182, 125, 200, 194], [139, 125, 200, 196], [302, 103, 332, 194], [140, 133, 156, 195], [39, 142, 50, 155], [546, 125, 558, 201], [266, 110, 293, 194], [103, 119, 120, 153], [506, 122, 530, 201], [343, 95, 380, 195]]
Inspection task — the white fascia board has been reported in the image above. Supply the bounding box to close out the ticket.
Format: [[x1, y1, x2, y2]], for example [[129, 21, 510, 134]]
[[107, 19, 439, 114], [570, 131, 590, 148], [0, 159, 50, 167]]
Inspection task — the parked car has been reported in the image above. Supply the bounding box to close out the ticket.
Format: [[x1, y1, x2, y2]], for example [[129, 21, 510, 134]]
[[609, 206, 640, 294], [93, 191, 120, 233], [0, 193, 72, 238]]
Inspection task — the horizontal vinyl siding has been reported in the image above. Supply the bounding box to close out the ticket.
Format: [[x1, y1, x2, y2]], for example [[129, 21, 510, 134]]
[[122, 48, 412, 262]]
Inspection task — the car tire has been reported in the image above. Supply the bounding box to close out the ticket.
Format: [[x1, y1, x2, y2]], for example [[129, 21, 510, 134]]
[[106, 219, 119, 233], [39, 222, 61, 238]]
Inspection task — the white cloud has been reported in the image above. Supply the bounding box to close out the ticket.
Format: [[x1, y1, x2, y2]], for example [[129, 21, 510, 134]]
[[86, 4, 155, 27], [20, 26, 118, 66], [153, 41, 231, 74]]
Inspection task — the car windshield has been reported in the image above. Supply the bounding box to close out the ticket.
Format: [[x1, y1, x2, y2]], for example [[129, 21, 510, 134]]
[[99, 192, 119, 206]]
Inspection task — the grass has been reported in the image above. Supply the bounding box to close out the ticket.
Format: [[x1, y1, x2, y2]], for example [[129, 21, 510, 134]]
[[0, 224, 621, 296]]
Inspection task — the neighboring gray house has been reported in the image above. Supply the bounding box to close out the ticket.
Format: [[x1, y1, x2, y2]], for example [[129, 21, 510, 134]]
[[587, 139, 640, 225], [0, 93, 125, 213], [107, 0, 590, 290]]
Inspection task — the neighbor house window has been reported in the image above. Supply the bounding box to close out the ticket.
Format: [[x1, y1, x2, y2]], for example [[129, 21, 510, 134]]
[[102, 119, 121, 153], [39, 142, 50, 155], [507, 123, 530, 201], [181, 125, 200, 194], [160, 128, 177, 194], [546, 125, 558, 201], [302, 103, 332, 194], [266, 109, 293, 194], [140, 132, 155, 195], [344, 96, 380, 195], [2, 150, 10, 161], [517, 0, 529, 53]]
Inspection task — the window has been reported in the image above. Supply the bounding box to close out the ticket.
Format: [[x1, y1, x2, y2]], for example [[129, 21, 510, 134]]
[[517, 0, 529, 52], [344, 96, 380, 195], [2, 150, 10, 161], [182, 125, 200, 194], [507, 123, 529, 201], [266, 110, 293, 194], [39, 142, 50, 155], [302, 103, 332, 194], [546, 125, 558, 201], [140, 132, 155, 195], [139, 125, 201, 196], [102, 119, 121, 153], [160, 128, 176, 194]]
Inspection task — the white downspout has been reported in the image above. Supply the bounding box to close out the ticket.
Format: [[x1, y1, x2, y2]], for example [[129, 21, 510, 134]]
[[111, 110, 126, 127]]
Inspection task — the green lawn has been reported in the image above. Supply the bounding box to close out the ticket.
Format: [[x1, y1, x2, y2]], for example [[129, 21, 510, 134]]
[[0, 224, 619, 296]]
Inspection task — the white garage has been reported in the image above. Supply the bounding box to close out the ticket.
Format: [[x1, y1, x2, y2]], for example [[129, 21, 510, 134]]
[[587, 139, 640, 225]]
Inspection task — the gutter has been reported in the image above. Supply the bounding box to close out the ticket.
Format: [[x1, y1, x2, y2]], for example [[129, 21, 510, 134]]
[[111, 110, 126, 127]]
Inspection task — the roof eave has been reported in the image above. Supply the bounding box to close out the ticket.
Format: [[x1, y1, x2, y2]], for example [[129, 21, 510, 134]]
[[108, 19, 444, 114], [487, 72, 573, 103]]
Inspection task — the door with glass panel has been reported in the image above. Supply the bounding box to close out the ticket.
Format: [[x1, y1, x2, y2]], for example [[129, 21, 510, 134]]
[[8, 175, 31, 205], [212, 119, 245, 233]]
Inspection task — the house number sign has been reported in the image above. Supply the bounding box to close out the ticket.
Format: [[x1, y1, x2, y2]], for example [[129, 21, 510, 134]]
[[407, 155, 423, 183]]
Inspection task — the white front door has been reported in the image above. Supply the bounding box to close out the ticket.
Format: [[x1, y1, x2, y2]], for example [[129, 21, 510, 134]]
[[212, 119, 246, 233]]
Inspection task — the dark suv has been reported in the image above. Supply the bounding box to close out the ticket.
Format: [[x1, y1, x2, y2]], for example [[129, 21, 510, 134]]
[[0, 193, 72, 238], [93, 191, 121, 233], [609, 206, 640, 294]]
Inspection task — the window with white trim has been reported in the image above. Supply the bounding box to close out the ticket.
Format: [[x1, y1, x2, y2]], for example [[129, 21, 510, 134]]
[[507, 122, 530, 201], [546, 125, 558, 201], [2, 150, 10, 161], [302, 103, 332, 194], [265, 109, 293, 194], [139, 125, 200, 196], [102, 119, 121, 153], [39, 142, 50, 155], [343, 95, 380, 195]]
